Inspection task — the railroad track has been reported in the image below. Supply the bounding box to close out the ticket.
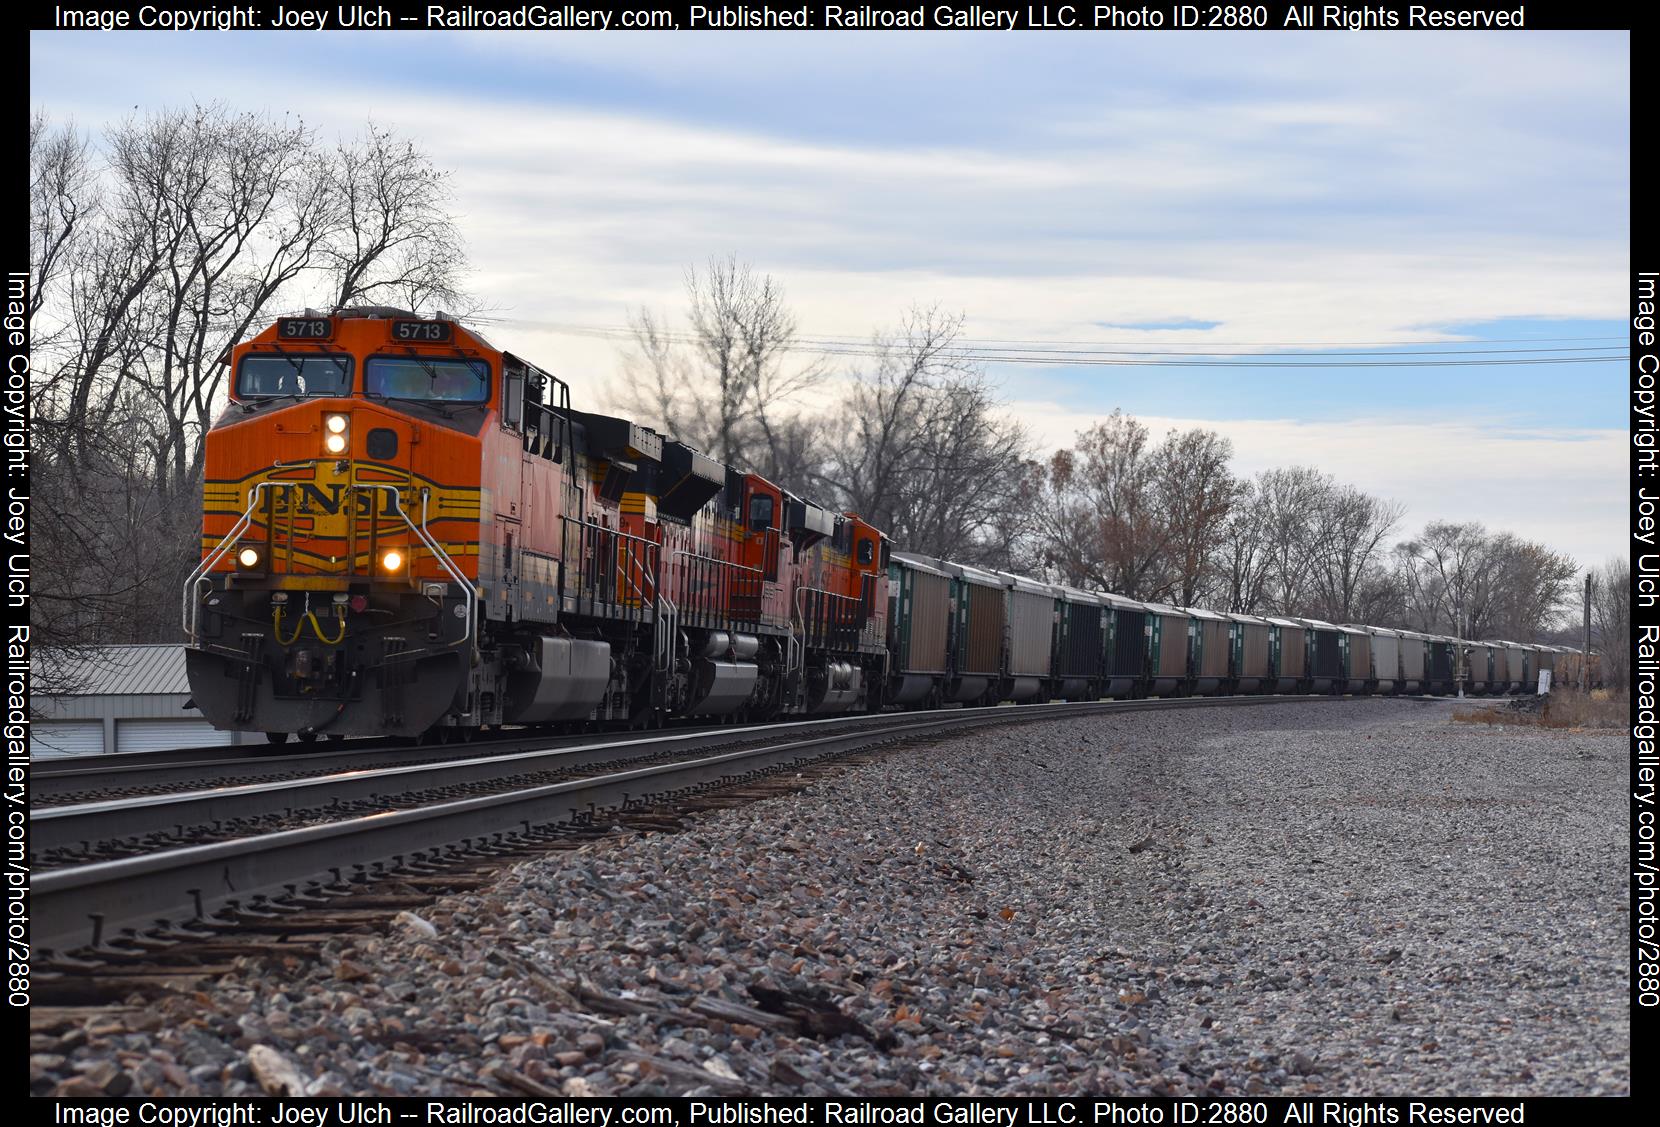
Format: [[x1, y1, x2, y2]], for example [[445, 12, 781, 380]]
[[32, 695, 1346, 966], [32, 720, 758, 806]]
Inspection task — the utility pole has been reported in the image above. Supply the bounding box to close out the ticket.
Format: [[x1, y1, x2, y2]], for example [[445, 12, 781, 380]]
[[1581, 571, 1594, 693], [1454, 602, 1464, 698]]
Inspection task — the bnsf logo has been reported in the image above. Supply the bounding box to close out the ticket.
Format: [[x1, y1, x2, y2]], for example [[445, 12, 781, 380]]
[[262, 485, 404, 517]]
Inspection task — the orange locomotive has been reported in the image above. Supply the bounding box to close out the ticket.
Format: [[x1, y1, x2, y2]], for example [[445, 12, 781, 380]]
[[187, 307, 888, 742]]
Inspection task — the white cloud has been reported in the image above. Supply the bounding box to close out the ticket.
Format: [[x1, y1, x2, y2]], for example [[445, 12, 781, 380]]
[[29, 31, 1629, 571]]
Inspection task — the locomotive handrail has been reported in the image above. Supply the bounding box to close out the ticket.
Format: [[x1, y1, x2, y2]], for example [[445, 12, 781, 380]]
[[352, 484, 478, 660], [671, 548, 762, 574], [792, 583, 867, 652], [557, 516, 661, 627], [655, 592, 677, 675], [622, 537, 660, 614], [183, 480, 286, 643], [670, 549, 763, 630]]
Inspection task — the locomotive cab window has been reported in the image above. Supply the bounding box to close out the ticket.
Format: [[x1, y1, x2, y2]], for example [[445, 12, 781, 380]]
[[236, 354, 353, 398], [857, 537, 875, 566], [748, 494, 774, 532], [365, 356, 490, 403]]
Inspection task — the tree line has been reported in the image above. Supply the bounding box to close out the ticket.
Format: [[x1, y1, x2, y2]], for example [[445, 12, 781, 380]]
[[617, 257, 1583, 643]]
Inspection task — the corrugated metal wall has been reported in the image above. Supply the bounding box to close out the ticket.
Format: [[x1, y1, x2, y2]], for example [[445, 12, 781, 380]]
[[1399, 637, 1426, 679], [1490, 646, 1510, 682], [1343, 633, 1371, 679], [959, 580, 1005, 675], [1467, 646, 1492, 682], [32, 720, 102, 757], [1311, 630, 1342, 678], [1007, 589, 1054, 676], [1370, 634, 1400, 680], [1198, 620, 1230, 677], [896, 566, 950, 672], [116, 719, 235, 753], [1237, 623, 1270, 676], [1058, 603, 1104, 677], [1277, 626, 1307, 676], [1429, 642, 1453, 680], [1111, 610, 1147, 675], [1156, 613, 1187, 677]]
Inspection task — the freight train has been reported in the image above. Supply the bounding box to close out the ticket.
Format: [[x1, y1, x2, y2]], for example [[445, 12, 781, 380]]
[[184, 308, 1569, 743]]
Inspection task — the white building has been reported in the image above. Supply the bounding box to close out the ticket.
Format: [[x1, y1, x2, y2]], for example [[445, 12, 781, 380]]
[[32, 644, 261, 757]]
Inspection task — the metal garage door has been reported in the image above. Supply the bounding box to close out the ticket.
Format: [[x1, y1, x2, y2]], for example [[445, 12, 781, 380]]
[[32, 721, 103, 758], [115, 719, 234, 754]]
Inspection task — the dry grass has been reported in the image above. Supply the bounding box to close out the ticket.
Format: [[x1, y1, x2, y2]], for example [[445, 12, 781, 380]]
[[1452, 688, 1626, 730]]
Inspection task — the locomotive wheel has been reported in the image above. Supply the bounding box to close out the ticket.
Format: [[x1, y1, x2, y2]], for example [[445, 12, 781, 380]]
[[265, 731, 288, 745], [297, 731, 320, 744]]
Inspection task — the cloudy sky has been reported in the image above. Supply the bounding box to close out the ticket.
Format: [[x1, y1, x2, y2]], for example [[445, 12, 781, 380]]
[[30, 29, 1630, 566]]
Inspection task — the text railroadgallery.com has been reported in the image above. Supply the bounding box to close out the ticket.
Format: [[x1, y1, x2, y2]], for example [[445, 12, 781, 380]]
[[45, 4, 1540, 33], [36, 1098, 1550, 1125]]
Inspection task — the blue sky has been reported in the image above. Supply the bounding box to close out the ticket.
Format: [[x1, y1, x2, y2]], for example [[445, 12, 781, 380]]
[[30, 30, 1630, 565]]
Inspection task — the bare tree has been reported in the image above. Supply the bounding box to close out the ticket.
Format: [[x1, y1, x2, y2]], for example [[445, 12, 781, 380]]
[[29, 404, 198, 699], [617, 305, 693, 444], [1253, 467, 1332, 616], [1395, 521, 1494, 637], [1347, 562, 1406, 627], [29, 113, 97, 353], [1487, 536, 1579, 640], [823, 307, 1029, 564], [1028, 411, 1169, 597], [1027, 413, 1246, 601], [1215, 477, 1274, 613], [324, 122, 469, 312], [107, 106, 333, 491], [1154, 427, 1243, 606], [1305, 484, 1406, 622], [614, 255, 824, 484], [1394, 521, 1573, 641], [828, 308, 961, 533], [1591, 558, 1630, 689]]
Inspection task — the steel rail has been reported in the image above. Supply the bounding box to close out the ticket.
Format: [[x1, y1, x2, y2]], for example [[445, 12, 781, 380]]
[[36, 706, 1081, 852], [32, 723, 740, 802], [33, 693, 1246, 800], [32, 695, 1346, 956], [35, 705, 959, 800]]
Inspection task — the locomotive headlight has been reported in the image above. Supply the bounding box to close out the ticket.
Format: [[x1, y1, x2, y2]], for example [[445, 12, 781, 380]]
[[236, 546, 262, 569], [325, 413, 348, 434], [323, 431, 348, 454], [380, 549, 404, 573]]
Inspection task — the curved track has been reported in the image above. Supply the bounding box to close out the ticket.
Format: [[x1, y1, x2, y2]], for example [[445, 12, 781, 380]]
[[33, 695, 1345, 958], [32, 720, 763, 804]]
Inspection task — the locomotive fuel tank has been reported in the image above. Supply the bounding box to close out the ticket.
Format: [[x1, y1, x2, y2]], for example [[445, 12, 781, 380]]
[[502, 636, 611, 723]]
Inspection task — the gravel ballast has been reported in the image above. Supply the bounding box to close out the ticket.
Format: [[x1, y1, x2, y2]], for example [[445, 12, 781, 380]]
[[34, 698, 1629, 1097]]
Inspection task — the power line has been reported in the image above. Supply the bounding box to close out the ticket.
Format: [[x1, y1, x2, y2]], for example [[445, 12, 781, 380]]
[[514, 317, 1625, 350], [786, 349, 1628, 369], [521, 320, 1633, 368]]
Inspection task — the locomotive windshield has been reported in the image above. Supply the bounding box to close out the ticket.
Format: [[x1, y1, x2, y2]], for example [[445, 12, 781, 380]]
[[236, 354, 353, 398], [365, 356, 490, 403]]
